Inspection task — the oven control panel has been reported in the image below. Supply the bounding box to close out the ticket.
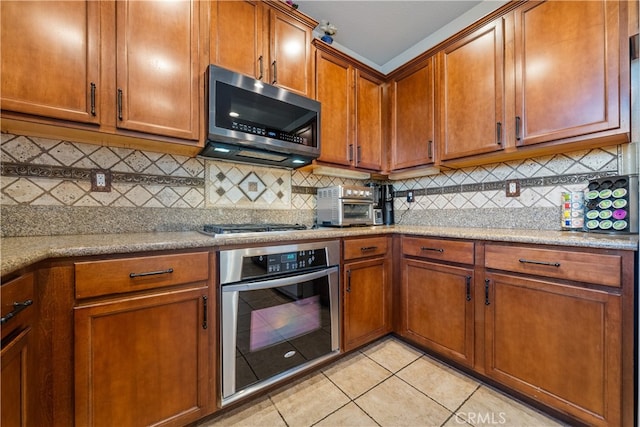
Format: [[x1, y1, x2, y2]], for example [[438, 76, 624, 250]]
[[265, 250, 327, 273]]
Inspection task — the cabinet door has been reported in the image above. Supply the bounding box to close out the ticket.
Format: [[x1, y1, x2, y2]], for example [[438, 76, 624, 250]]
[[1, 1, 100, 124], [484, 273, 621, 426], [514, 0, 622, 146], [1, 328, 33, 427], [116, 0, 200, 140], [439, 19, 505, 160], [75, 287, 211, 427], [355, 70, 383, 171], [390, 59, 435, 170], [211, 1, 264, 80], [268, 8, 313, 97], [401, 259, 474, 367], [343, 257, 391, 351], [315, 50, 352, 167]]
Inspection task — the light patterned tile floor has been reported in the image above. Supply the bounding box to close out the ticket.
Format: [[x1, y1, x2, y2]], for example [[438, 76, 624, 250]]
[[199, 337, 566, 427]]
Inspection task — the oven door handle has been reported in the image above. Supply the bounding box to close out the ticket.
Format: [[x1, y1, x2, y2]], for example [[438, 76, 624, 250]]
[[222, 266, 339, 292]]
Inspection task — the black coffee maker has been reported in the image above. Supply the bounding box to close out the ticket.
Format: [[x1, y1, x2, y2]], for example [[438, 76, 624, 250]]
[[369, 183, 394, 225]]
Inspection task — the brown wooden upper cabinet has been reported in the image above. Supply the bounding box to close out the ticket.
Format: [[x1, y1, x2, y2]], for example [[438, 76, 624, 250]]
[[512, 0, 625, 147], [210, 0, 316, 98], [116, 0, 203, 140], [438, 19, 506, 161], [388, 57, 436, 170], [1, 0, 205, 143], [438, 0, 628, 164], [315, 43, 384, 171], [1, 1, 101, 124]]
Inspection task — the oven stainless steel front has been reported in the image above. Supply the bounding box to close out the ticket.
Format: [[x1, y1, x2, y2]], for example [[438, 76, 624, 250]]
[[219, 240, 340, 406]]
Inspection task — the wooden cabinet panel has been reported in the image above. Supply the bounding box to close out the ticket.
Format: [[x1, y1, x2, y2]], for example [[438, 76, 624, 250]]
[[75, 286, 211, 427], [268, 8, 313, 97], [1, 327, 33, 427], [439, 19, 505, 161], [402, 236, 474, 265], [354, 71, 384, 170], [343, 257, 391, 351], [116, 0, 201, 140], [401, 260, 474, 367], [75, 252, 210, 299], [1, 1, 101, 124], [390, 59, 435, 170], [514, 0, 623, 146], [211, 0, 264, 79], [344, 236, 389, 260], [485, 244, 622, 287], [484, 272, 621, 426], [316, 50, 352, 167]]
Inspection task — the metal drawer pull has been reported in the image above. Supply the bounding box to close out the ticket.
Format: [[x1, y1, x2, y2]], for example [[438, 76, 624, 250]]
[[346, 269, 352, 293], [129, 268, 174, 278], [420, 247, 444, 253], [518, 259, 561, 267], [1, 300, 33, 324], [202, 296, 208, 330], [360, 246, 378, 251]]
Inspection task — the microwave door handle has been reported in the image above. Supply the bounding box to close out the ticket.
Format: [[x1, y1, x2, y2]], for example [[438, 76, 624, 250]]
[[222, 266, 338, 292]]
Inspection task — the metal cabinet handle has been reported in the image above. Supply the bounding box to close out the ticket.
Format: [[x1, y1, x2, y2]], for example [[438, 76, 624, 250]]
[[496, 122, 502, 145], [518, 259, 560, 267], [202, 296, 208, 330], [465, 276, 472, 301], [515, 116, 521, 141], [420, 247, 444, 253], [427, 140, 433, 159], [346, 269, 351, 293], [117, 88, 123, 121], [129, 268, 174, 278], [258, 55, 264, 80], [1, 300, 33, 324], [348, 144, 354, 162], [357, 145, 362, 164], [360, 246, 378, 252], [271, 61, 277, 85], [484, 279, 490, 305], [90, 82, 96, 116]]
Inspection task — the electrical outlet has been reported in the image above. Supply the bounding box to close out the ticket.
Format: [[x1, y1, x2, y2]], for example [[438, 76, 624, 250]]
[[505, 179, 520, 197], [407, 191, 414, 203], [91, 170, 112, 192]]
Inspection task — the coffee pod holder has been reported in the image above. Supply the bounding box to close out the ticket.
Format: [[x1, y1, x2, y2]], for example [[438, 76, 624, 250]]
[[583, 175, 638, 234]]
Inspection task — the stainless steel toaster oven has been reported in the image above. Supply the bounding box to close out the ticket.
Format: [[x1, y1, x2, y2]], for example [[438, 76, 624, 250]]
[[316, 185, 374, 227]]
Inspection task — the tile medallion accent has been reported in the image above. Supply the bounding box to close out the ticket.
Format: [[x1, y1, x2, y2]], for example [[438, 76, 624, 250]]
[[205, 161, 292, 209]]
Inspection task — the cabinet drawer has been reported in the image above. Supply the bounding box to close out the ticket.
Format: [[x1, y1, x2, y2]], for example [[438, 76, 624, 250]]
[[343, 236, 389, 260], [485, 245, 622, 287], [1, 273, 35, 340], [403, 237, 474, 265], [75, 252, 210, 299]]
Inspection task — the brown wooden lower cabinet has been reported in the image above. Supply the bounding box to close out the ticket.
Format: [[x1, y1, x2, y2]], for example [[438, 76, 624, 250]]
[[400, 259, 474, 368], [342, 236, 392, 351], [1, 327, 33, 427], [484, 272, 621, 426], [74, 286, 211, 427], [398, 237, 634, 426]]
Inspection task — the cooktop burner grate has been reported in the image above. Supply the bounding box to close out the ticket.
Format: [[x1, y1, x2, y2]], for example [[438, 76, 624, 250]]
[[202, 223, 307, 235]]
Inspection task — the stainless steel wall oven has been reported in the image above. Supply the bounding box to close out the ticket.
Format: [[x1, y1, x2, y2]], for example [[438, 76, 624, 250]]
[[219, 240, 340, 406]]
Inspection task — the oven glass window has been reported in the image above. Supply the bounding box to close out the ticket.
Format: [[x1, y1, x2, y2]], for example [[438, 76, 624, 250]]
[[343, 202, 372, 219], [235, 277, 332, 391]]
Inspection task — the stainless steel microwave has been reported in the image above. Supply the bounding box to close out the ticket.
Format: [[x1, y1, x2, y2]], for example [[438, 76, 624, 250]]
[[200, 65, 321, 168]]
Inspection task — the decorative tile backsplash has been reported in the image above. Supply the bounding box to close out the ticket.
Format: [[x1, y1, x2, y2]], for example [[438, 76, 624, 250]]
[[0, 132, 627, 235]]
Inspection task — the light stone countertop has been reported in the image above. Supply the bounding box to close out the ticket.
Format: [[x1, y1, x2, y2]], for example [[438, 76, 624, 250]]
[[1, 226, 638, 278]]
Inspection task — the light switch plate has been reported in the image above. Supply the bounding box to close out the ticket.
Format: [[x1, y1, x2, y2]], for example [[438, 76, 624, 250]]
[[505, 179, 520, 197]]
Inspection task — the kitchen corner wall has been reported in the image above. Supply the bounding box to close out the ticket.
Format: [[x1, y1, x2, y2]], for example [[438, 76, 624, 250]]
[[0, 132, 623, 237]]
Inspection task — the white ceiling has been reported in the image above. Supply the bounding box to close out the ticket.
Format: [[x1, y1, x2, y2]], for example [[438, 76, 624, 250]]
[[296, 0, 509, 74]]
